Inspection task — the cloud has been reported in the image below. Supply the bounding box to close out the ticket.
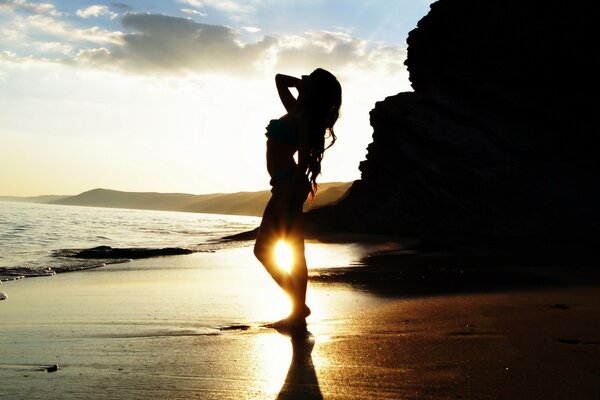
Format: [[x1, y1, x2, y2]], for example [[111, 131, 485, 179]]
[[199, 0, 254, 14], [0, 8, 122, 46], [32, 40, 73, 54], [0, 50, 18, 61], [0, 0, 62, 16], [0, 15, 27, 40], [274, 31, 407, 75], [180, 8, 207, 17], [1, 10, 406, 79], [179, 0, 202, 6], [76, 13, 275, 74], [243, 26, 261, 33], [69, 14, 407, 78], [25, 14, 123, 44], [76, 5, 118, 19], [0, 49, 49, 64], [74, 47, 112, 66], [178, 0, 257, 21]]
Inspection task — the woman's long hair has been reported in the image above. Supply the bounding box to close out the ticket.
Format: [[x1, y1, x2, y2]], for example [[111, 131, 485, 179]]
[[299, 68, 342, 198]]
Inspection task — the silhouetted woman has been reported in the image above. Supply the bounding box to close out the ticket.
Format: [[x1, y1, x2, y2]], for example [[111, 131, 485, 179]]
[[254, 68, 342, 330]]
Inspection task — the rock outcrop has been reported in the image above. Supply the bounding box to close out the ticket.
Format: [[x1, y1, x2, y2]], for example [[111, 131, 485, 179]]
[[66, 245, 193, 259], [312, 0, 599, 245]]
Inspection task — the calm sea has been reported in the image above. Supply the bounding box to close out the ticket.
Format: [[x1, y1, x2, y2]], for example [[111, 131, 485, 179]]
[[0, 201, 260, 273]]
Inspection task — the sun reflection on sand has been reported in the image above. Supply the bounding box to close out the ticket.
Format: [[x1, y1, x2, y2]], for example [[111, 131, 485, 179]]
[[248, 331, 324, 399], [249, 333, 293, 395]]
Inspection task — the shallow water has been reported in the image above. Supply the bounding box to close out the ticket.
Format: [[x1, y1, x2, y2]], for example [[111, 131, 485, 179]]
[[0, 201, 261, 271]]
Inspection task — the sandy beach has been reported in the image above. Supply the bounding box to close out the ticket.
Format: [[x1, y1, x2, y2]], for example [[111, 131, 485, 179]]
[[1, 244, 599, 399]]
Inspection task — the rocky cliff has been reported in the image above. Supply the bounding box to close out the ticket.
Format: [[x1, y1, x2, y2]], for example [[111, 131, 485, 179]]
[[312, 0, 599, 245]]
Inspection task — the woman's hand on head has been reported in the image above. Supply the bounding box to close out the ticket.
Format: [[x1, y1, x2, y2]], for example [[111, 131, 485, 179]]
[[297, 75, 309, 92]]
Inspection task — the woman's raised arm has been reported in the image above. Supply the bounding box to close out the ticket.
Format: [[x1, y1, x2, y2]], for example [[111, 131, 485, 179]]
[[275, 74, 301, 113]]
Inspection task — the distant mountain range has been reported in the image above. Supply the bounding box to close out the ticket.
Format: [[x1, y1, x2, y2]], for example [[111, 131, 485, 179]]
[[0, 182, 352, 217], [0, 194, 68, 203]]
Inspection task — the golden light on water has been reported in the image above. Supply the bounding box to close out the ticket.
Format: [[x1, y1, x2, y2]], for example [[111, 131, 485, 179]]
[[274, 240, 293, 274]]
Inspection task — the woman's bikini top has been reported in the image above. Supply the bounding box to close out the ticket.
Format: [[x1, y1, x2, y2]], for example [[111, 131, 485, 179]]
[[265, 119, 298, 147]]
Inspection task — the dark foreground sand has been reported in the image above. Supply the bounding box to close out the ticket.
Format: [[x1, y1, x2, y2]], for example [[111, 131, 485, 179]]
[[313, 286, 600, 399], [0, 245, 598, 399]]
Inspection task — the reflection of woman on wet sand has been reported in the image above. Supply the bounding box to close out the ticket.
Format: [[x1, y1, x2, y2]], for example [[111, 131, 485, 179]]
[[277, 334, 322, 399], [254, 68, 342, 331]]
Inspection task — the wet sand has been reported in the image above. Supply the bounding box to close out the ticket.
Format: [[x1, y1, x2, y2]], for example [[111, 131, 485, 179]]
[[315, 287, 600, 399], [0, 245, 598, 399]]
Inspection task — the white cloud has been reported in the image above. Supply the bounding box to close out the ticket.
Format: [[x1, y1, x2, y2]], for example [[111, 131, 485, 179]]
[[1, 16, 27, 40], [65, 14, 406, 78], [179, 0, 202, 7], [201, 0, 254, 14], [76, 5, 118, 19], [1, 10, 406, 81], [73, 47, 112, 67], [32, 41, 73, 54], [0, 49, 50, 64], [178, 0, 257, 20], [180, 8, 207, 17], [2, 13, 121, 45], [0, 50, 19, 61], [0, 0, 62, 16], [274, 31, 407, 76], [23, 14, 123, 44]]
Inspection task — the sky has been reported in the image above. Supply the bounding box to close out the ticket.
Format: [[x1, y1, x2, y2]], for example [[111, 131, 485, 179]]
[[0, 0, 434, 196]]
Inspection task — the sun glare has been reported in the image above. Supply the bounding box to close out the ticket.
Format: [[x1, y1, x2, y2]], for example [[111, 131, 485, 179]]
[[274, 240, 293, 273]]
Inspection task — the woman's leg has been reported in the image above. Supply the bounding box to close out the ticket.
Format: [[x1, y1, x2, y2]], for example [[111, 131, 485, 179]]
[[255, 191, 310, 321], [254, 195, 296, 294], [287, 213, 309, 318]]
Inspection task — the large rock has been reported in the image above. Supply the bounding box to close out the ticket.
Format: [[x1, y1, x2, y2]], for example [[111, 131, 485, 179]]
[[311, 0, 599, 245]]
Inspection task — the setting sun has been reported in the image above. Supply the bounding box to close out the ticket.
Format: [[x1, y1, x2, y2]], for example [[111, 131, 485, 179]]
[[274, 240, 294, 273]]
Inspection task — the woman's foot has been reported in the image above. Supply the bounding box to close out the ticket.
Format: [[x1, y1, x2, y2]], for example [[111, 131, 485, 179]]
[[262, 304, 310, 334], [266, 315, 307, 334]]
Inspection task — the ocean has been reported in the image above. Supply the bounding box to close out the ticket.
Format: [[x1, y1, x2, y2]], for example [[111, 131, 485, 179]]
[[0, 201, 261, 277]]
